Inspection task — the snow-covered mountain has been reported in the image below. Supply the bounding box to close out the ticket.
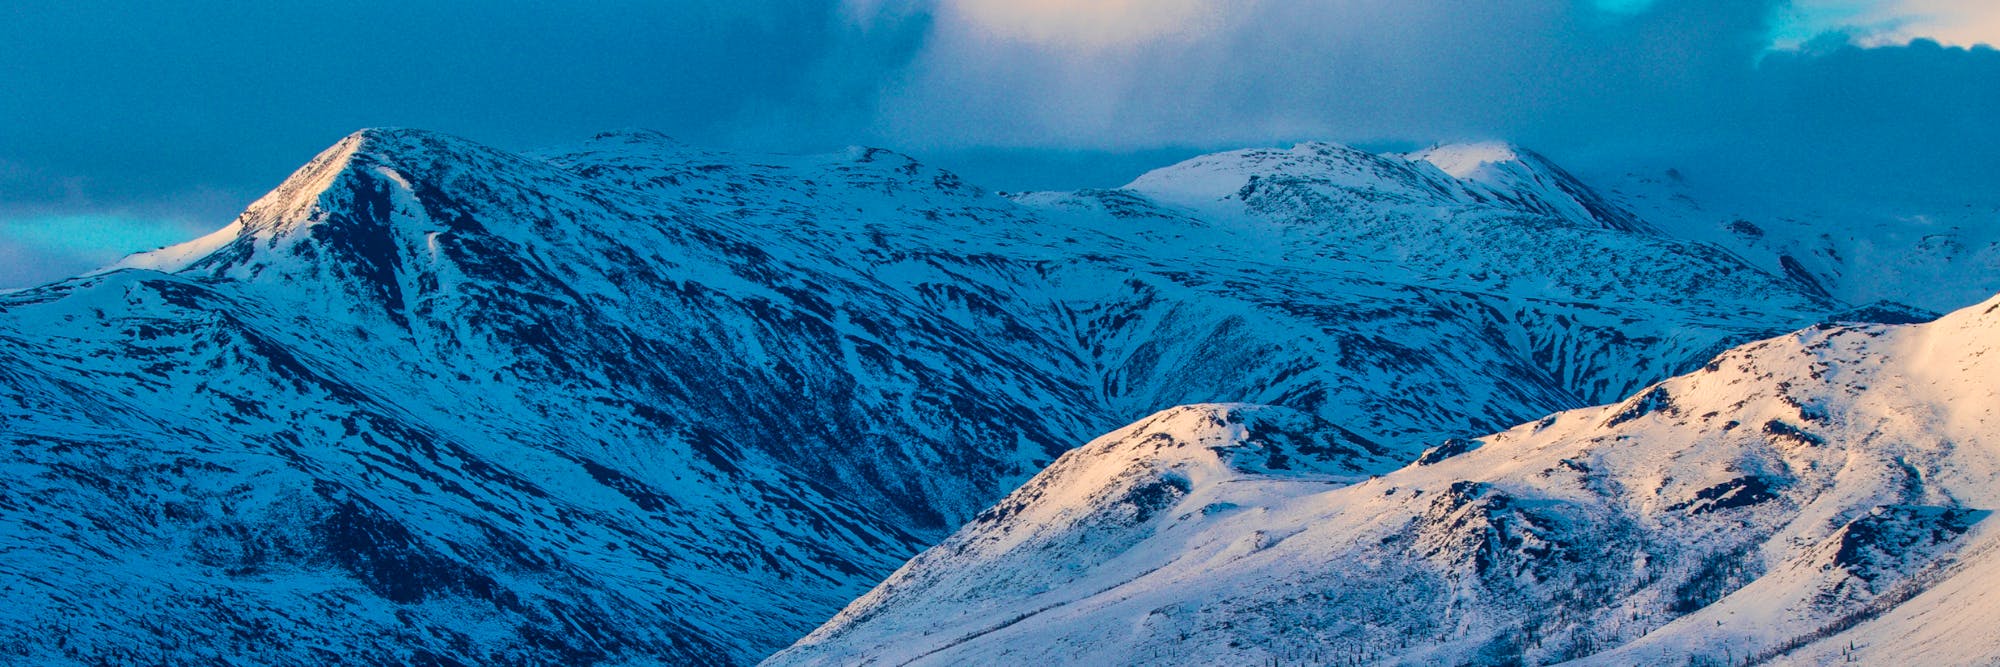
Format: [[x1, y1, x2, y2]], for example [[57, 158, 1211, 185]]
[[0, 128, 1973, 664], [772, 291, 2000, 666], [1602, 164, 2000, 315]]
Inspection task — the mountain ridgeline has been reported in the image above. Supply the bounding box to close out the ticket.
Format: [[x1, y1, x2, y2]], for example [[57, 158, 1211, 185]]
[[0, 128, 1987, 665], [774, 292, 2000, 666]]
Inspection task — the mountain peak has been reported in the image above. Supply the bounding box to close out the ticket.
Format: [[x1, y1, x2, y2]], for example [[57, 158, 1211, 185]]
[[1405, 141, 1654, 233], [335, 127, 499, 162], [1079, 404, 1391, 481], [107, 131, 394, 276], [1405, 141, 1529, 178], [344, 125, 451, 142], [835, 144, 927, 168], [586, 127, 681, 145], [934, 405, 1390, 548], [1122, 140, 1467, 208], [102, 127, 661, 333], [775, 285, 2000, 667], [18, 126, 1980, 666], [114, 128, 516, 277], [1116, 138, 1654, 234], [1926, 290, 2000, 350]]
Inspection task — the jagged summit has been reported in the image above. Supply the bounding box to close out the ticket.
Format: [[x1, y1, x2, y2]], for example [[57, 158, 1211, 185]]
[[113, 127, 543, 277]]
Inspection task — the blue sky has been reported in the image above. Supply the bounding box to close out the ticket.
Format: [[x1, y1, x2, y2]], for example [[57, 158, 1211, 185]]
[[3, 0, 1997, 287]]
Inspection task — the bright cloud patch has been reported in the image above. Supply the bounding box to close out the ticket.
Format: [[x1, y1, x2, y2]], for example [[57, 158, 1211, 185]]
[[927, 0, 1231, 47], [1778, 0, 2000, 48], [0, 214, 212, 288], [1593, 0, 1659, 15]]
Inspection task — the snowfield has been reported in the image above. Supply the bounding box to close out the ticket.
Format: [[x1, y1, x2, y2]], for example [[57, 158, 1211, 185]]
[[0, 128, 1992, 665]]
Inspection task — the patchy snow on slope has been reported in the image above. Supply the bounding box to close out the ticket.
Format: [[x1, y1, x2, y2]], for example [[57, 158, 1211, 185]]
[[1602, 166, 2000, 314]]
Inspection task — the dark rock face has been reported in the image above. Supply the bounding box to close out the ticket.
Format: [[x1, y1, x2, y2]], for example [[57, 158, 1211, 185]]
[[1668, 476, 1780, 515], [1827, 506, 1986, 594], [1415, 438, 1482, 466]]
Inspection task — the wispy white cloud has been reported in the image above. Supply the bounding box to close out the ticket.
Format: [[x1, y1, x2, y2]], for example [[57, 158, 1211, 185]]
[[1777, 0, 2000, 48], [824, 0, 2000, 206], [0, 213, 213, 288], [933, 0, 1235, 48], [5, 0, 1996, 273], [855, 0, 1753, 150], [0, 184, 236, 288]]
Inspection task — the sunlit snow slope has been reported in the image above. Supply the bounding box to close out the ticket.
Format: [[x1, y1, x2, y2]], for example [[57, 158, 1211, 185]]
[[773, 293, 2000, 666]]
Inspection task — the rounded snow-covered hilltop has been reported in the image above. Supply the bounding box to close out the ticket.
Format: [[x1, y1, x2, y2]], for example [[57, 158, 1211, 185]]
[[773, 292, 2000, 666]]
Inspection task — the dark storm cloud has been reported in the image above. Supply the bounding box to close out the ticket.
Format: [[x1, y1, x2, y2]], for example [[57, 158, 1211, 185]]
[[868, 0, 1999, 200], [1, 0, 1995, 287], [1735, 37, 2000, 198], [0, 1, 914, 285], [0, 1, 873, 202]]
